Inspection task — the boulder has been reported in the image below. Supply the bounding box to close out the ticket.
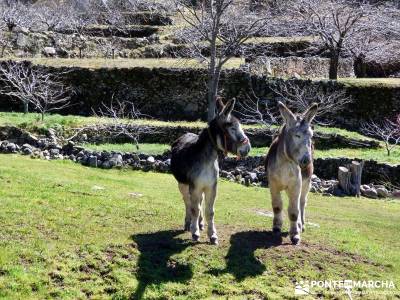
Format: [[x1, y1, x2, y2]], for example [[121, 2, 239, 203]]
[[376, 187, 390, 198], [43, 47, 57, 57], [89, 156, 98, 168], [361, 186, 378, 199]]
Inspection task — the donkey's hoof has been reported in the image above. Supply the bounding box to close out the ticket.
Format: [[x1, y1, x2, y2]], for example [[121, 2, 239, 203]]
[[192, 233, 200, 242], [210, 236, 219, 245], [290, 235, 301, 245], [273, 227, 282, 236], [184, 222, 191, 232]]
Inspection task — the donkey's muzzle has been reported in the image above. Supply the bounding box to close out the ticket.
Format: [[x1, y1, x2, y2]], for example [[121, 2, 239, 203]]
[[300, 155, 311, 167], [237, 139, 251, 158]]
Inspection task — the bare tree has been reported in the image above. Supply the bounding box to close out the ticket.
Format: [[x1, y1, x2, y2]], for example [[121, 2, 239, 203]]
[[93, 100, 153, 150], [343, 3, 398, 78], [34, 2, 71, 32], [361, 117, 400, 156], [0, 22, 8, 57], [236, 91, 278, 130], [68, 99, 155, 151], [293, 0, 373, 80], [237, 80, 352, 129], [0, 61, 72, 120], [0, 1, 27, 32], [174, 0, 269, 121], [271, 80, 352, 125]]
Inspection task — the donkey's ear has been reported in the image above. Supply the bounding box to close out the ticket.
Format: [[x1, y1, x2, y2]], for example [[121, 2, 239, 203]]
[[278, 101, 295, 126], [216, 97, 225, 112], [219, 98, 236, 118], [303, 102, 318, 123]]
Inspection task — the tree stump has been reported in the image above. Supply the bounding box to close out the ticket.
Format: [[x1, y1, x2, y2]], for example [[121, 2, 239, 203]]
[[338, 166, 352, 195], [350, 161, 364, 197], [338, 161, 364, 196]]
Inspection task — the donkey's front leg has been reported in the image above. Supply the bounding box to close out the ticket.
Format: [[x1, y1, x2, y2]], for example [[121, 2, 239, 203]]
[[287, 182, 302, 245], [189, 185, 203, 241], [204, 183, 218, 245], [199, 195, 205, 231], [300, 178, 311, 232], [270, 183, 283, 236]]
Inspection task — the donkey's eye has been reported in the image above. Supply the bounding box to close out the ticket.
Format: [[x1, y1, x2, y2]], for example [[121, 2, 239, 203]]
[[295, 134, 301, 138], [225, 122, 233, 127]]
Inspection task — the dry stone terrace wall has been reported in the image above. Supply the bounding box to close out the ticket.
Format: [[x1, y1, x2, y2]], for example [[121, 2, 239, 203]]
[[0, 64, 399, 130], [71, 124, 379, 149]]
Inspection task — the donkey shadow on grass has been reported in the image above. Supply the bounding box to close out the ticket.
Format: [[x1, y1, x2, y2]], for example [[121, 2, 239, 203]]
[[131, 230, 193, 300], [209, 230, 288, 281]]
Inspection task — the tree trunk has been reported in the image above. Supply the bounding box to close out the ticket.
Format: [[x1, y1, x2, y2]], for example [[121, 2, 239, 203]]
[[41, 112, 45, 121], [207, 33, 218, 122], [23, 102, 29, 114], [329, 50, 340, 80], [354, 55, 367, 78]]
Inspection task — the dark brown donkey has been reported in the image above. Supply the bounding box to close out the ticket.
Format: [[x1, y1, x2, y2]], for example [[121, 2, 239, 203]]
[[171, 99, 251, 245], [266, 101, 318, 245]]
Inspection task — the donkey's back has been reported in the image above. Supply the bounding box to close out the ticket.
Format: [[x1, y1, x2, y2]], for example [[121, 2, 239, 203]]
[[171, 132, 204, 185]]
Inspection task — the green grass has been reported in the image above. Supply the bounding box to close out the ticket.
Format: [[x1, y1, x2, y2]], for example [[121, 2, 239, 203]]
[[0, 112, 373, 142], [0, 155, 399, 299], [0, 57, 245, 70], [84, 143, 170, 155]]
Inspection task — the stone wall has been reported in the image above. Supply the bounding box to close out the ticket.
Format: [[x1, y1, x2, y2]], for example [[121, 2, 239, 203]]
[[246, 56, 354, 78], [0, 64, 399, 130], [70, 124, 379, 149]]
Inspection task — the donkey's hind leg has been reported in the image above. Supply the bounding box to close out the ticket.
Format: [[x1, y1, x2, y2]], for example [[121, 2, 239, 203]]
[[178, 183, 191, 231], [189, 185, 203, 241], [300, 178, 311, 232]]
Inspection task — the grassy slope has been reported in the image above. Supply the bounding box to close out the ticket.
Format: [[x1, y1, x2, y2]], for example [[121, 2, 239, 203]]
[[0, 155, 399, 299], [0, 57, 245, 70], [0, 112, 374, 141]]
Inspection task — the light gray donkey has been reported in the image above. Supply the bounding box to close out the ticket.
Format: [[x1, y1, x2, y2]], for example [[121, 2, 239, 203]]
[[171, 99, 251, 245], [265, 101, 318, 245]]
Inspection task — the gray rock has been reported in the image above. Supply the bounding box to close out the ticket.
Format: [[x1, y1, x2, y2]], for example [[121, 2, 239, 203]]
[[220, 170, 229, 178], [22, 146, 33, 155], [6, 143, 17, 153], [147, 156, 155, 164], [89, 156, 98, 168], [43, 47, 56, 57], [376, 187, 389, 198], [102, 160, 112, 169], [109, 154, 123, 168], [49, 148, 60, 156], [248, 172, 257, 182], [361, 186, 378, 199]]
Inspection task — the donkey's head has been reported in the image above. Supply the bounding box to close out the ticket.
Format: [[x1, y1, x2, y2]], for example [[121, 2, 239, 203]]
[[211, 98, 251, 158], [278, 101, 318, 168]]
